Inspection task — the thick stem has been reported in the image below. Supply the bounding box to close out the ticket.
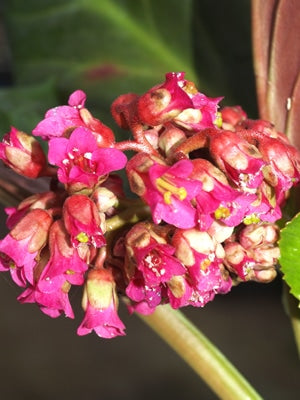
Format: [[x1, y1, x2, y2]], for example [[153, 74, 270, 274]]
[[139, 304, 263, 400], [105, 204, 150, 231]]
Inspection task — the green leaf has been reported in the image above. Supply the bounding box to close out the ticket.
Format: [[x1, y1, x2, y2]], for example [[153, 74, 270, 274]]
[[0, 80, 57, 136], [279, 212, 300, 301], [3, 0, 197, 126]]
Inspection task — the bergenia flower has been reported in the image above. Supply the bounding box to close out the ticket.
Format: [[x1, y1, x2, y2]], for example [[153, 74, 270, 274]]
[[0, 209, 53, 287], [209, 130, 266, 189], [5, 191, 65, 230], [32, 90, 87, 140], [77, 267, 126, 338], [174, 91, 223, 132], [172, 228, 232, 307], [137, 72, 193, 126], [38, 220, 88, 292], [18, 279, 74, 319], [63, 194, 106, 252], [124, 222, 186, 313], [33, 89, 115, 146], [0, 127, 47, 178], [127, 153, 202, 228], [191, 159, 256, 230], [48, 126, 127, 192]]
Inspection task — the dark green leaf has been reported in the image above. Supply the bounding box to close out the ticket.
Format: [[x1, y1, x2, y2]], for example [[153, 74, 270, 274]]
[[3, 0, 197, 127]]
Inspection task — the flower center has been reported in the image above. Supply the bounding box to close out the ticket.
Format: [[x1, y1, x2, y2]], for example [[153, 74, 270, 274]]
[[214, 205, 230, 219], [243, 213, 260, 225], [76, 232, 89, 243], [65, 148, 96, 173], [156, 177, 187, 205]]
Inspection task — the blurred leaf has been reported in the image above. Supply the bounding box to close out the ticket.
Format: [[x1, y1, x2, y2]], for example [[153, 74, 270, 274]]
[[0, 80, 57, 136], [279, 212, 300, 301], [3, 0, 197, 126]]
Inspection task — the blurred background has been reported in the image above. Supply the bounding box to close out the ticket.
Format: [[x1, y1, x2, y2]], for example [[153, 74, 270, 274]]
[[0, 1, 299, 399]]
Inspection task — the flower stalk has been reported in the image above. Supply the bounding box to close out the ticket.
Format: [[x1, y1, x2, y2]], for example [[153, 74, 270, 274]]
[[139, 304, 263, 400]]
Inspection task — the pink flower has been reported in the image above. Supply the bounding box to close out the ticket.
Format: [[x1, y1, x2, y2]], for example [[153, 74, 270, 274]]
[[174, 92, 223, 132], [191, 159, 256, 230], [33, 89, 116, 147], [210, 130, 266, 189], [48, 126, 127, 192], [0, 127, 47, 178], [127, 153, 202, 228], [32, 90, 87, 140], [18, 279, 74, 319], [4, 191, 65, 230], [38, 220, 88, 293], [0, 209, 53, 286], [137, 72, 193, 126], [124, 222, 185, 312], [172, 228, 232, 307], [77, 268, 125, 338], [259, 136, 300, 194], [63, 194, 106, 251]]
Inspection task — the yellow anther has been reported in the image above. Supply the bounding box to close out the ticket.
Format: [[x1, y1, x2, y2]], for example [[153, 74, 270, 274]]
[[156, 177, 187, 204], [243, 213, 261, 225], [76, 232, 89, 243], [200, 259, 211, 271], [163, 191, 172, 204], [214, 111, 223, 128], [214, 206, 230, 219]]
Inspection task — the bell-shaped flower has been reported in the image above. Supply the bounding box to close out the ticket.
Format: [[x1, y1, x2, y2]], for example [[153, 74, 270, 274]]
[[126, 153, 202, 228], [124, 222, 185, 312], [0, 127, 47, 178], [33, 90, 115, 146], [210, 130, 266, 190], [77, 267, 125, 338], [137, 72, 193, 126], [18, 279, 74, 319], [5, 190, 66, 230], [48, 126, 127, 193], [191, 159, 256, 230], [63, 194, 106, 254], [259, 136, 300, 195], [0, 209, 52, 286], [37, 220, 88, 294], [174, 91, 223, 132], [172, 228, 232, 307]]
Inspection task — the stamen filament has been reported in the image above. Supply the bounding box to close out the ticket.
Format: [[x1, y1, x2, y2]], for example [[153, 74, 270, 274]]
[[156, 177, 187, 205]]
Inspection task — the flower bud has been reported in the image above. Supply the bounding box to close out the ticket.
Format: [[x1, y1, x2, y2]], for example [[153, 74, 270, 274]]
[[111, 93, 139, 129], [0, 127, 47, 178], [137, 72, 193, 126], [158, 125, 186, 156], [239, 223, 279, 249], [220, 106, 247, 130], [209, 130, 265, 189]]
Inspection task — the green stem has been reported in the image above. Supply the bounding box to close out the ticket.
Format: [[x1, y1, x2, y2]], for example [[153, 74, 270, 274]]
[[105, 203, 150, 231], [139, 304, 263, 400]]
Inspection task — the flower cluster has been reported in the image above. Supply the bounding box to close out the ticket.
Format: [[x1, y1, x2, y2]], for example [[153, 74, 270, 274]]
[[0, 73, 299, 338]]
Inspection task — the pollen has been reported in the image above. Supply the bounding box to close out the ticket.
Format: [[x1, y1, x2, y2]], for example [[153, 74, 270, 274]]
[[156, 177, 187, 204], [200, 258, 211, 271], [243, 213, 260, 225], [214, 205, 230, 219], [214, 112, 223, 128], [76, 231, 89, 243]]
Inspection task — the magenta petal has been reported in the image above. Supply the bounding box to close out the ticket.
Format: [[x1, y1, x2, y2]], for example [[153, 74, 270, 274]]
[[68, 90, 86, 107]]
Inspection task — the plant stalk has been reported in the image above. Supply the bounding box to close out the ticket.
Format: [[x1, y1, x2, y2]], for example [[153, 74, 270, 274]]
[[139, 304, 263, 400]]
